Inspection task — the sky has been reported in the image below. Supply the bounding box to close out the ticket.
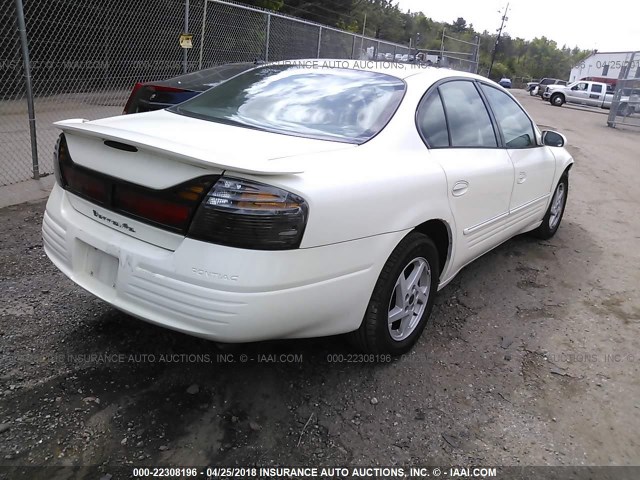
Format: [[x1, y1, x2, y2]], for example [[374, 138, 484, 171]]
[[396, 0, 640, 52]]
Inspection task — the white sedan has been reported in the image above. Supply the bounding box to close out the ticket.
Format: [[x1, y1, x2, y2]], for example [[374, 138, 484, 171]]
[[42, 60, 572, 354]]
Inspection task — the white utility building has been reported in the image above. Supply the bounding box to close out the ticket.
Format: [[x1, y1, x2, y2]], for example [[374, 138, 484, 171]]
[[570, 51, 640, 85]]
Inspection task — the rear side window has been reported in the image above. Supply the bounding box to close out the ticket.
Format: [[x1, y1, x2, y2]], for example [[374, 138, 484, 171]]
[[591, 84, 603, 93], [438, 81, 497, 148], [480, 84, 536, 148], [416, 92, 449, 147]]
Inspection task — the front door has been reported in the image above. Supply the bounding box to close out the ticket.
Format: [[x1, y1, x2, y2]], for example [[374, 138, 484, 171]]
[[479, 83, 556, 225], [568, 82, 590, 104]]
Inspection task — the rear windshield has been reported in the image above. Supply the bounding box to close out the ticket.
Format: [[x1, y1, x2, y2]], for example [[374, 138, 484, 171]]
[[160, 63, 257, 91], [171, 65, 406, 143]]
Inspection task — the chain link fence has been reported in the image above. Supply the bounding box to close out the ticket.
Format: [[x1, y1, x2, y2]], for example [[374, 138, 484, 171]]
[[1, 0, 32, 185], [607, 52, 640, 129], [2, 0, 479, 186], [196, 1, 434, 66], [436, 30, 480, 73]]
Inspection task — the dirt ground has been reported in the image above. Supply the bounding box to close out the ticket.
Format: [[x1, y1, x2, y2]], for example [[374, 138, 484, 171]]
[[0, 90, 639, 479]]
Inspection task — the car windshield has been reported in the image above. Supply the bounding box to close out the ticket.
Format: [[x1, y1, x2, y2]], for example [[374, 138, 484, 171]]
[[171, 65, 406, 143]]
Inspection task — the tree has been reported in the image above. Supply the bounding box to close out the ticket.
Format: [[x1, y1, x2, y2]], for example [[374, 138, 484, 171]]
[[231, 0, 591, 80], [451, 17, 467, 33]]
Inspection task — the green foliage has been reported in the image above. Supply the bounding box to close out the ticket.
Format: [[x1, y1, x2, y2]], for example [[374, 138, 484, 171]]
[[240, 0, 285, 10], [490, 62, 509, 79], [234, 0, 591, 80], [451, 17, 467, 33]]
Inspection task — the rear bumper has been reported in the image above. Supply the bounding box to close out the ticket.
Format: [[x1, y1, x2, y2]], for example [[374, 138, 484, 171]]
[[43, 183, 406, 342]]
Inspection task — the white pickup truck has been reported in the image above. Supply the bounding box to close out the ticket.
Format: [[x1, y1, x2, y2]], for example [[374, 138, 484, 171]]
[[543, 80, 610, 107], [543, 80, 640, 115]]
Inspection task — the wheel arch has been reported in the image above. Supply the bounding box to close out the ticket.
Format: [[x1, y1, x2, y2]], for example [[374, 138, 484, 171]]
[[412, 219, 451, 278]]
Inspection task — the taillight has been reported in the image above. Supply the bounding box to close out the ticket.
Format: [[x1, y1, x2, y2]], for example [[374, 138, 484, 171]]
[[112, 180, 210, 231], [123, 83, 189, 114], [188, 177, 309, 250], [56, 135, 108, 203], [54, 133, 218, 233], [123, 82, 144, 114], [53, 134, 67, 185], [63, 166, 109, 204], [152, 85, 187, 93]]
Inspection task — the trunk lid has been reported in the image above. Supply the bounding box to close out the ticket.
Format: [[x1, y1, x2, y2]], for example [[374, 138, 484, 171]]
[[56, 109, 356, 180]]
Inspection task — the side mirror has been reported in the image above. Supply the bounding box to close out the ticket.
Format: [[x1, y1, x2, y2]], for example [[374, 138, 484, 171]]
[[541, 130, 566, 147]]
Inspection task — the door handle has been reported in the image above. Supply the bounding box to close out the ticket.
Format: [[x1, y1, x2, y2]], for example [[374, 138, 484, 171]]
[[517, 171, 527, 184], [452, 181, 469, 197]]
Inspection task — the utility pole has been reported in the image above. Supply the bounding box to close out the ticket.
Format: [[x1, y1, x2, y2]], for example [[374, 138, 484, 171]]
[[488, 2, 509, 79]]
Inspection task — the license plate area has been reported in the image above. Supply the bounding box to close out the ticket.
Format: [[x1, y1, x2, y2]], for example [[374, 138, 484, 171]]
[[76, 240, 119, 290]]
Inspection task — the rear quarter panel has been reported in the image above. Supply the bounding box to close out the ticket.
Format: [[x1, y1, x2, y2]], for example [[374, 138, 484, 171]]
[[231, 72, 455, 249]]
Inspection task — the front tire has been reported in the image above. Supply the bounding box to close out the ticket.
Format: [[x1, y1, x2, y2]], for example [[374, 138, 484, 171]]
[[531, 174, 568, 239], [349, 232, 439, 354], [551, 93, 564, 106]]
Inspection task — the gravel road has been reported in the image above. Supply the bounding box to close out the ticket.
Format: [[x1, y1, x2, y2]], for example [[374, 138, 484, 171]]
[[0, 90, 639, 479]]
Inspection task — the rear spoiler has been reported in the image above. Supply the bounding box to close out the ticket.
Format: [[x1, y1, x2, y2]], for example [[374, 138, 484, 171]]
[[54, 118, 304, 175]]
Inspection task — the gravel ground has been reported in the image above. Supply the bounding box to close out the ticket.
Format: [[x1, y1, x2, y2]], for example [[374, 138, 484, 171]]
[[0, 91, 639, 479]]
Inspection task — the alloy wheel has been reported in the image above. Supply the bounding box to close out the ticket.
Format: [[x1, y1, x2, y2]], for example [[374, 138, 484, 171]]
[[549, 182, 566, 229], [387, 257, 431, 342]]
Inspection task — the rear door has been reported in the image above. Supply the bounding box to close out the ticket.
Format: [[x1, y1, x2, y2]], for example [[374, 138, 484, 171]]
[[416, 80, 514, 269], [586, 83, 604, 106]]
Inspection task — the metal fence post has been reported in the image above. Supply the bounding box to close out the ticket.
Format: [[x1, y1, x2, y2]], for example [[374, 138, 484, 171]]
[[351, 35, 356, 59], [14, 0, 39, 180], [317, 26, 322, 58], [183, 0, 190, 73], [198, 0, 208, 69], [265, 13, 271, 62]]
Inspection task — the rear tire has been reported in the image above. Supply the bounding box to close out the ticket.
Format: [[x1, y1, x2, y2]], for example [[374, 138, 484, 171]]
[[349, 232, 439, 355], [617, 103, 629, 116], [531, 174, 568, 239]]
